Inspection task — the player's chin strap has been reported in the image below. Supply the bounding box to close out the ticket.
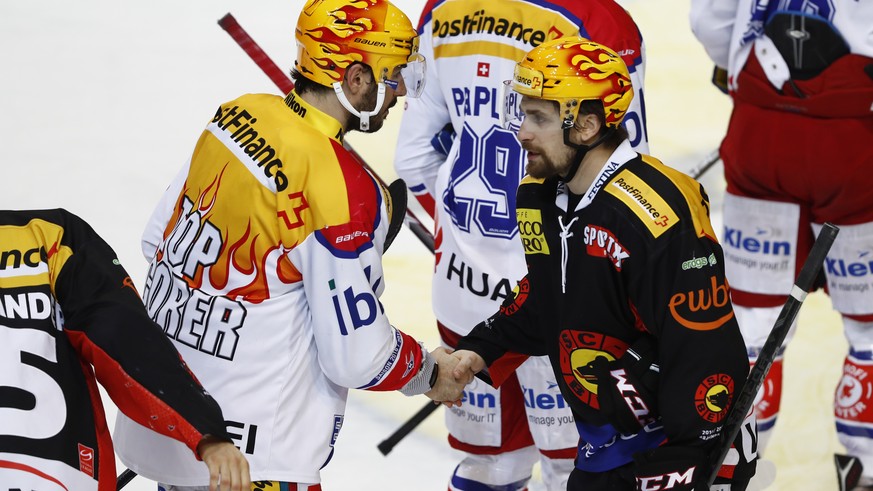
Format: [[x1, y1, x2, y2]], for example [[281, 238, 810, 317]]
[[558, 126, 615, 183], [333, 81, 387, 132]]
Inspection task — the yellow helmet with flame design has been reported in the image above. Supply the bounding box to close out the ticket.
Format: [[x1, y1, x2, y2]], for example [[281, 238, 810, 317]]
[[295, 0, 425, 97], [509, 36, 633, 129]]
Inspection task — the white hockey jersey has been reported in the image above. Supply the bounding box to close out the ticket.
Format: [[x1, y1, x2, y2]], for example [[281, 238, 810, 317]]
[[394, 0, 648, 335], [690, 0, 873, 91], [114, 91, 431, 484]]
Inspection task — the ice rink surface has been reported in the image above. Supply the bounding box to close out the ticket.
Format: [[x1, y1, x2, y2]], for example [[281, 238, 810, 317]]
[[0, 1, 849, 489]]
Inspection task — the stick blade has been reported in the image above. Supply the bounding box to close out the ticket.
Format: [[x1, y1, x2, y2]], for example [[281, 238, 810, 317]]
[[836, 453, 864, 491]]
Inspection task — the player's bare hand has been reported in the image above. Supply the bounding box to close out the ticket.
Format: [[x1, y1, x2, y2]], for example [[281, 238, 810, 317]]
[[451, 349, 485, 383], [425, 347, 467, 406], [198, 436, 251, 491]]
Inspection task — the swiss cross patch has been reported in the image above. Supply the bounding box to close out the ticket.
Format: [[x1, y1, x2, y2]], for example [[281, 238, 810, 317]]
[[477, 62, 490, 77]]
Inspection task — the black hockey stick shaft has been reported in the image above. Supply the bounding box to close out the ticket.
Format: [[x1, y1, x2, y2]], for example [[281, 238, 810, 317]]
[[705, 222, 839, 486], [117, 468, 136, 490], [377, 402, 440, 455], [689, 149, 720, 181], [217, 13, 434, 253]]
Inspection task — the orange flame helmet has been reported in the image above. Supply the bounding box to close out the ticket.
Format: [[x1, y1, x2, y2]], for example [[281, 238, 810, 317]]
[[511, 36, 633, 129], [295, 0, 421, 88]]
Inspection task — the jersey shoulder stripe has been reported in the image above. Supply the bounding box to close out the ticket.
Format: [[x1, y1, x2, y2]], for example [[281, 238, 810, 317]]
[[638, 154, 718, 242], [313, 139, 381, 258], [604, 165, 679, 238]]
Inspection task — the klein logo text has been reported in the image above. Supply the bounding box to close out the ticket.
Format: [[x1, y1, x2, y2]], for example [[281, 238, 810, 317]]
[[723, 226, 791, 256]]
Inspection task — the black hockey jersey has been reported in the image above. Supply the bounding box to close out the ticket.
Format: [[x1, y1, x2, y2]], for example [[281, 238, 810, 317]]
[[457, 143, 751, 471], [0, 209, 229, 491]]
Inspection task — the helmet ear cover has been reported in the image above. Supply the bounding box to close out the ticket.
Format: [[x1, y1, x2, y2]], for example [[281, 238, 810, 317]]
[[510, 36, 633, 130]]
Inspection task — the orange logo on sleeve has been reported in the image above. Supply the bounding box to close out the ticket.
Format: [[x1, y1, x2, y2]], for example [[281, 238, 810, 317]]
[[668, 276, 734, 331]]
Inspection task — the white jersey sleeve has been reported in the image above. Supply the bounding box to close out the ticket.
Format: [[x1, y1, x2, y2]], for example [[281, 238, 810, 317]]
[[141, 157, 191, 260], [287, 213, 430, 393]]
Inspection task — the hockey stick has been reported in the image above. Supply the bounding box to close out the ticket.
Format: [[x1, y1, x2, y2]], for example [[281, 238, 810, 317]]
[[217, 13, 434, 253], [377, 402, 440, 455], [705, 222, 840, 487], [688, 148, 720, 181], [117, 468, 136, 490]]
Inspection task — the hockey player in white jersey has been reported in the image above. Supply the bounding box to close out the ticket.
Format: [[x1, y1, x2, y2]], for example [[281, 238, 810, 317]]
[[690, 0, 873, 487], [394, 1, 648, 489], [113, 1, 470, 489]]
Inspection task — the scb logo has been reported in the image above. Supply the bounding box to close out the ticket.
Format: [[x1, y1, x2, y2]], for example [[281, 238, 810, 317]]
[[329, 270, 384, 335]]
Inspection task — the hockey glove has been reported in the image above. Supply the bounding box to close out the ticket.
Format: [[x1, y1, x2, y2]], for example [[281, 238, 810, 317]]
[[711, 66, 729, 95], [430, 123, 456, 156], [634, 446, 707, 491], [634, 443, 756, 491], [587, 335, 659, 435]]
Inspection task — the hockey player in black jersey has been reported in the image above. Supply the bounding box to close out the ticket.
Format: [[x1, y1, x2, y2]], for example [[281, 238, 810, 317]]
[[0, 209, 250, 491], [451, 37, 758, 490]]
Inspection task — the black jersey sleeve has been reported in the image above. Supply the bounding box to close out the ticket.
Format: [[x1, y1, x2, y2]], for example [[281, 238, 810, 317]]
[[51, 210, 230, 453], [631, 224, 750, 452]]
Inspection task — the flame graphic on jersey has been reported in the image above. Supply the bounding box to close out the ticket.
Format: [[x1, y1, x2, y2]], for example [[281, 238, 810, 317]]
[[567, 46, 632, 127], [160, 164, 301, 304], [300, 0, 387, 82]]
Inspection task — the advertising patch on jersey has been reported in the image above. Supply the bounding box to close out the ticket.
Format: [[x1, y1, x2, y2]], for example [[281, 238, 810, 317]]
[[835, 355, 873, 422], [517, 208, 550, 255], [316, 221, 373, 258], [722, 194, 797, 295], [557, 330, 628, 409], [500, 277, 530, 316], [605, 170, 678, 238], [682, 253, 717, 271], [78, 443, 95, 477], [694, 373, 734, 423], [668, 275, 735, 331], [582, 225, 630, 270]]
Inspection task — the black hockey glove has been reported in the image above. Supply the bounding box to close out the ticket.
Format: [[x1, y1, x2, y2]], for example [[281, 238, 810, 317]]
[[634, 446, 707, 491], [711, 66, 729, 95], [586, 335, 659, 435], [633, 443, 756, 491]]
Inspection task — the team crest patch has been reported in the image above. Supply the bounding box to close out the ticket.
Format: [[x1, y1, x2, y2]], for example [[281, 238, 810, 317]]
[[835, 357, 873, 421], [694, 373, 734, 423], [557, 330, 628, 409], [500, 277, 530, 316]]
